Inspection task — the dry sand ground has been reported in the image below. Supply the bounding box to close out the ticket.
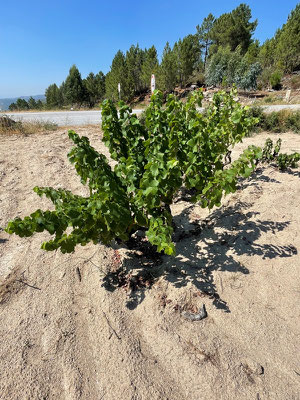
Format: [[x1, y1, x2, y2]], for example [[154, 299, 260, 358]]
[[0, 127, 300, 400]]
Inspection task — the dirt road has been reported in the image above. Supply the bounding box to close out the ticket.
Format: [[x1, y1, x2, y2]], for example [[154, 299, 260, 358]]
[[2, 109, 143, 126], [3, 104, 300, 126]]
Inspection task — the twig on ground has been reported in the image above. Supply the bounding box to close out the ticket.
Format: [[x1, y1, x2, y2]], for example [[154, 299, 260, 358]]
[[76, 266, 82, 282], [102, 312, 121, 340], [16, 279, 41, 291]]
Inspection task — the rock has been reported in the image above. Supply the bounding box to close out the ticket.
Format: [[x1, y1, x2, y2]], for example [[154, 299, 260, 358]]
[[182, 304, 207, 321], [0, 116, 17, 129]]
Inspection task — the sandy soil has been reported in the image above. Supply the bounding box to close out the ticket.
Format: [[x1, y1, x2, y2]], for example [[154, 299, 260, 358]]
[[0, 127, 300, 400]]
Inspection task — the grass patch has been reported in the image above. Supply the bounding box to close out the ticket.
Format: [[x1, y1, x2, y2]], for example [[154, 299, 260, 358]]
[[253, 94, 285, 106], [0, 116, 58, 135], [290, 75, 300, 89], [253, 92, 300, 106], [249, 107, 300, 133]]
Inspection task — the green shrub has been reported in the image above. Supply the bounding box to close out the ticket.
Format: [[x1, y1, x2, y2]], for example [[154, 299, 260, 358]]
[[290, 75, 300, 89], [248, 105, 264, 120], [285, 111, 300, 133], [247, 106, 265, 132], [270, 71, 282, 90], [6, 90, 262, 255], [249, 108, 300, 133], [264, 96, 275, 104], [5, 91, 300, 257], [264, 112, 281, 132]]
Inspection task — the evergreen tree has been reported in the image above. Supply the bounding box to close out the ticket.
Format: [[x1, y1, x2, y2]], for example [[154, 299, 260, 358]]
[[16, 98, 29, 110], [28, 96, 37, 109], [210, 4, 257, 55], [158, 42, 177, 92], [8, 102, 17, 111], [36, 100, 44, 110], [45, 83, 62, 109], [197, 13, 215, 68], [205, 47, 233, 87], [83, 71, 106, 108], [105, 50, 128, 101], [235, 59, 261, 90], [95, 71, 106, 100], [259, 38, 276, 69], [59, 81, 66, 107], [84, 73, 98, 108], [141, 46, 159, 91], [174, 35, 201, 87], [231, 4, 257, 53], [125, 44, 145, 99], [244, 40, 260, 65], [64, 65, 85, 106], [274, 4, 300, 72]]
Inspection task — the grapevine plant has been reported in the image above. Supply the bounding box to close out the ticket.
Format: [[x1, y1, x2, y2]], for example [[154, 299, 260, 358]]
[[5, 90, 299, 255], [261, 138, 300, 170]]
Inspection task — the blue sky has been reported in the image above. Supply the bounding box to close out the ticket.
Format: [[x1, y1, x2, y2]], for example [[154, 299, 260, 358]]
[[1, 0, 299, 98]]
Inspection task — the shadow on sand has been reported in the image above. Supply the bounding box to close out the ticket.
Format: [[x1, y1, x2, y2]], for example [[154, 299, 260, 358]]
[[102, 196, 297, 311], [102, 166, 299, 310]]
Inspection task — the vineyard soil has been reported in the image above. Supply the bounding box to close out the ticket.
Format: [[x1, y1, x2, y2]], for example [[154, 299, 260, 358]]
[[0, 127, 300, 399]]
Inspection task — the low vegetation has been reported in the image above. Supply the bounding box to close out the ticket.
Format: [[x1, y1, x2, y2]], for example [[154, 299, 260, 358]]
[[249, 107, 300, 133], [0, 115, 58, 135]]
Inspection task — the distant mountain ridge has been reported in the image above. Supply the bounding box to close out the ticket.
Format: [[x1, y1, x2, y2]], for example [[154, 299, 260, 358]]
[[0, 95, 45, 111]]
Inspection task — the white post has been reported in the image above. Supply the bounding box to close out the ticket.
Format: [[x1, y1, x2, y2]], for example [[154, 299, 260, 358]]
[[151, 74, 156, 94], [118, 83, 121, 100]]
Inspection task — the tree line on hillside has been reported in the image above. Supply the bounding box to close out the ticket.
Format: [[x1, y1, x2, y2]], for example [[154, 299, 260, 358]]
[[10, 3, 300, 111], [8, 97, 44, 111]]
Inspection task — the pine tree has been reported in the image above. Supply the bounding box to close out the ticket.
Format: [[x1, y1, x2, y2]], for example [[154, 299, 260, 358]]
[[197, 13, 215, 68], [45, 84, 62, 109], [28, 96, 37, 110], [274, 4, 300, 72], [8, 102, 17, 111], [95, 71, 106, 102], [16, 98, 29, 110], [125, 44, 145, 99], [83, 71, 106, 108], [105, 50, 128, 101], [36, 100, 44, 110], [259, 38, 276, 69], [59, 81, 66, 107], [141, 46, 159, 91], [231, 4, 258, 53], [83, 73, 98, 108], [243, 40, 260, 65], [210, 4, 257, 55], [174, 35, 201, 87], [64, 65, 85, 106], [158, 42, 177, 92]]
